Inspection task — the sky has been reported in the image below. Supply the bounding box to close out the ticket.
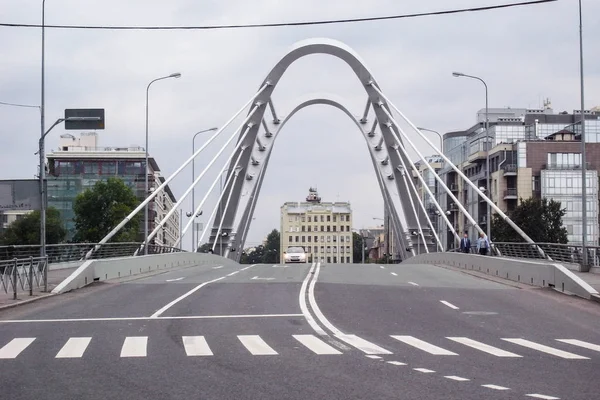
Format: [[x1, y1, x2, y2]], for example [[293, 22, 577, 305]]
[[1, 0, 599, 251]]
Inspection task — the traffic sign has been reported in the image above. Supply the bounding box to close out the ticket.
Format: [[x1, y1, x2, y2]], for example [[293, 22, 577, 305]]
[[64, 108, 105, 130]]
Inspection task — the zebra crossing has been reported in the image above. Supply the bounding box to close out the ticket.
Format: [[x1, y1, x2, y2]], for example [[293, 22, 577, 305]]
[[0, 333, 598, 361]]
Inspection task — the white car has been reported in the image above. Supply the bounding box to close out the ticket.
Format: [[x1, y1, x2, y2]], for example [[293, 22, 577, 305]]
[[283, 246, 307, 264]]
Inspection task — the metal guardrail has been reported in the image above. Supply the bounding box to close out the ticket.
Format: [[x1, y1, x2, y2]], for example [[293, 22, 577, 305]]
[[0, 257, 48, 299], [0, 243, 183, 263]]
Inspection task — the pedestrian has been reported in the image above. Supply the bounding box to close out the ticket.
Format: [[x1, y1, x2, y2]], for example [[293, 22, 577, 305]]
[[459, 232, 471, 254], [477, 233, 490, 256]]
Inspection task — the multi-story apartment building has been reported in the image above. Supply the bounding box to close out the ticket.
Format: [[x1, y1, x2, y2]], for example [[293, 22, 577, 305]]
[[0, 210, 32, 236], [280, 188, 353, 264], [438, 104, 600, 248], [46, 132, 180, 247]]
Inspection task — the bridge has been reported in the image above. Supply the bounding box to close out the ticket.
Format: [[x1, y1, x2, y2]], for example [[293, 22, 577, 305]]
[[1, 39, 599, 400]]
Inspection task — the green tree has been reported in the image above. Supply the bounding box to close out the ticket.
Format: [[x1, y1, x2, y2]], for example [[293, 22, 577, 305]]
[[0, 207, 66, 245], [352, 232, 368, 263], [72, 178, 140, 243], [197, 243, 212, 253], [491, 197, 568, 243], [242, 245, 266, 264], [263, 229, 280, 263]]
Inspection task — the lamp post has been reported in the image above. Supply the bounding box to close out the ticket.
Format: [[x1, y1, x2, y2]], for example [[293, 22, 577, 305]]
[[144, 72, 181, 254], [190, 127, 218, 251], [417, 127, 443, 154], [578, 0, 588, 270], [40, 0, 46, 259], [452, 72, 490, 242]]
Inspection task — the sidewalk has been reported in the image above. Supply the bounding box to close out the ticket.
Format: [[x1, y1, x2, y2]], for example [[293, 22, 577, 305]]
[[0, 267, 77, 309], [573, 270, 600, 302]]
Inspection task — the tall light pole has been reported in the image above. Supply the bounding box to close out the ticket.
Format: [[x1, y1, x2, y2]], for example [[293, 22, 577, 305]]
[[190, 127, 218, 251], [578, 0, 588, 270], [40, 0, 47, 259], [144, 72, 181, 254], [417, 127, 443, 154], [452, 72, 490, 242]]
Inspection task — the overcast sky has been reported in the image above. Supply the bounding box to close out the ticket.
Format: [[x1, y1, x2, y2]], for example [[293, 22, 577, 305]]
[[1, 0, 598, 250]]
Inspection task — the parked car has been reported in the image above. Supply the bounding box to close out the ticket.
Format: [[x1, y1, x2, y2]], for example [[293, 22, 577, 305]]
[[283, 246, 307, 264]]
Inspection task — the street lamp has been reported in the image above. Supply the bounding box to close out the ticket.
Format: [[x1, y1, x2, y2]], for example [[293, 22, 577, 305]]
[[144, 72, 181, 254], [578, 0, 589, 270], [40, 0, 47, 260], [417, 127, 443, 154], [452, 71, 491, 242], [190, 127, 218, 251]]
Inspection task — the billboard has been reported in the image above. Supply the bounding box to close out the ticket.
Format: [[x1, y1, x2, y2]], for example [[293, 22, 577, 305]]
[[0, 180, 42, 211]]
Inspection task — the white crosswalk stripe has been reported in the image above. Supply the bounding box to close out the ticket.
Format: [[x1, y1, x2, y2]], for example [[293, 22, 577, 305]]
[[293, 335, 342, 355], [56, 337, 92, 359], [335, 334, 392, 355], [447, 337, 521, 357], [502, 338, 589, 360], [182, 336, 213, 356], [0, 338, 35, 359], [391, 335, 457, 355], [238, 335, 278, 355], [556, 339, 600, 353], [120, 336, 148, 358]]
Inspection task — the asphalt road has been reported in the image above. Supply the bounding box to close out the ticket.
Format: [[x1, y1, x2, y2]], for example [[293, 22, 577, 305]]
[[0, 260, 599, 400]]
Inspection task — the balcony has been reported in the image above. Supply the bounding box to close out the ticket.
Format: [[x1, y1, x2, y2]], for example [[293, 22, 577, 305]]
[[545, 162, 591, 170], [502, 164, 517, 176], [449, 183, 458, 192], [449, 203, 459, 212], [504, 188, 518, 200]]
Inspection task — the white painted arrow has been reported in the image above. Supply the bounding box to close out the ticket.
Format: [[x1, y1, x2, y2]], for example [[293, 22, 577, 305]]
[[212, 266, 223, 269], [166, 277, 184, 282], [251, 276, 275, 281]]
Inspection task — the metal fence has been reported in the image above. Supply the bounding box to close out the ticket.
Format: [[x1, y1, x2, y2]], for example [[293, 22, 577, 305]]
[[0, 243, 183, 264], [0, 257, 48, 299]]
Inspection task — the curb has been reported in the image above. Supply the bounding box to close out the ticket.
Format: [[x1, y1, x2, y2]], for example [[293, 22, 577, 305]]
[[0, 292, 57, 312], [591, 294, 600, 304]]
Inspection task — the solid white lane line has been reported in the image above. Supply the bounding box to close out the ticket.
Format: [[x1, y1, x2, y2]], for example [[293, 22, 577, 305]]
[[482, 384, 510, 391], [182, 336, 213, 356], [526, 394, 560, 399], [166, 277, 184, 282], [386, 361, 407, 366], [380, 266, 385, 269], [226, 271, 239, 277], [293, 335, 342, 355], [251, 276, 275, 280], [212, 266, 224, 269], [447, 337, 521, 357], [408, 281, 419, 286], [55, 337, 92, 358], [308, 263, 341, 335], [439, 300, 459, 310], [502, 338, 589, 359], [0, 313, 304, 323], [391, 272, 398, 276], [238, 335, 278, 355], [391, 335, 457, 355], [365, 355, 382, 359], [299, 263, 326, 335], [556, 339, 600, 352], [336, 334, 393, 355], [120, 336, 147, 358], [0, 338, 35, 359], [414, 368, 435, 373], [239, 264, 257, 271], [444, 376, 470, 382], [150, 276, 226, 318]]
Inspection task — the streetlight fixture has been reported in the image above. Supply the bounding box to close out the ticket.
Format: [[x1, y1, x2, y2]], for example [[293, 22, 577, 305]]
[[578, 0, 589, 270], [40, 0, 47, 259], [417, 127, 443, 153], [452, 71, 490, 242], [190, 127, 218, 251], [144, 72, 182, 254]]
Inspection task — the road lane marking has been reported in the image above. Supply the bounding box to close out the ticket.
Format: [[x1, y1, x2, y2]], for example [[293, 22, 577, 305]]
[[165, 277, 184, 282], [251, 276, 275, 280], [390, 272, 398, 276], [182, 336, 213, 356], [502, 338, 589, 359], [298, 262, 328, 334], [120, 336, 147, 357], [212, 266, 223, 269], [380, 266, 385, 269], [482, 384, 510, 391], [226, 271, 239, 277], [556, 339, 600, 352], [238, 335, 278, 355], [272, 265, 289, 268], [335, 334, 392, 355], [444, 376, 470, 382], [0, 313, 303, 323], [408, 281, 419, 286], [55, 337, 91, 358], [439, 300, 459, 310], [293, 335, 342, 355], [386, 361, 407, 366], [240, 265, 255, 271], [365, 355, 382, 359], [447, 337, 521, 357], [150, 276, 226, 318], [526, 394, 560, 399], [0, 338, 35, 359], [307, 262, 338, 336], [391, 335, 457, 355], [413, 368, 435, 373]]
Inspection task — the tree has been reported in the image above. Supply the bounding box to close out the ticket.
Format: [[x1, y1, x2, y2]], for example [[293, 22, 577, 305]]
[[197, 243, 212, 253], [491, 197, 568, 243], [352, 232, 368, 263], [73, 178, 140, 243], [0, 207, 66, 245], [263, 229, 280, 263], [240, 245, 266, 264]]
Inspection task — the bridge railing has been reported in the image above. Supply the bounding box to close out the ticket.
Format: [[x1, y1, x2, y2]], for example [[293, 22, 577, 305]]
[[0, 256, 48, 299], [0, 243, 184, 264]]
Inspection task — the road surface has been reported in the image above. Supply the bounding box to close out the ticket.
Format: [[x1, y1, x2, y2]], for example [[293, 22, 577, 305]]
[[1, 261, 599, 399]]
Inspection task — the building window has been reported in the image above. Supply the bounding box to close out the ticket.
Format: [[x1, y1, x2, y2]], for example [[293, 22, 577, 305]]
[[306, 247, 311, 253], [320, 235, 324, 242], [340, 236, 345, 243], [333, 215, 337, 222], [346, 246, 350, 253], [327, 226, 331, 232], [314, 246, 318, 253], [314, 235, 318, 242], [308, 216, 312, 222], [301, 216, 305, 222], [1, 214, 7, 223], [346, 257, 350, 263], [346, 226, 350, 232], [295, 236, 299, 242], [327, 236, 331, 242], [333, 247, 337, 253], [327, 215, 331, 222], [327, 257, 331, 263], [301, 236, 305, 242], [333, 235, 337, 242], [308, 226, 312, 232], [333, 256, 337, 263], [302, 226, 305, 232], [320, 246, 324, 253], [320, 215, 324, 222], [321, 225, 325, 232], [341, 247, 344, 254], [346, 215, 351, 222], [289, 236, 293, 242], [308, 236, 312, 242], [340, 226, 344, 232], [333, 226, 336, 232], [326, 246, 331, 253]]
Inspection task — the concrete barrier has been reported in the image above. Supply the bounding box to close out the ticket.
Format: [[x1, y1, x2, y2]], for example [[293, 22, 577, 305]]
[[52, 252, 238, 294], [409, 252, 599, 301]]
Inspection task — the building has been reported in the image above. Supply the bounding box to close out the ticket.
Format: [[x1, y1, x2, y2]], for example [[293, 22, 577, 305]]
[[439, 104, 600, 247], [0, 210, 32, 236], [280, 188, 353, 263], [46, 132, 180, 247]]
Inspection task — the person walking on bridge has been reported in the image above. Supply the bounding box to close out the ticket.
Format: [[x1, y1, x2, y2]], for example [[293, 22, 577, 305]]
[[459, 232, 471, 253], [477, 232, 490, 256]]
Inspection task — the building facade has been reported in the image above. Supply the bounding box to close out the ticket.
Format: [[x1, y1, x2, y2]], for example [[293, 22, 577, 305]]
[[46, 132, 180, 247], [438, 105, 600, 248], [0, 210, 32, 236], [280, 188, 353, 264]]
